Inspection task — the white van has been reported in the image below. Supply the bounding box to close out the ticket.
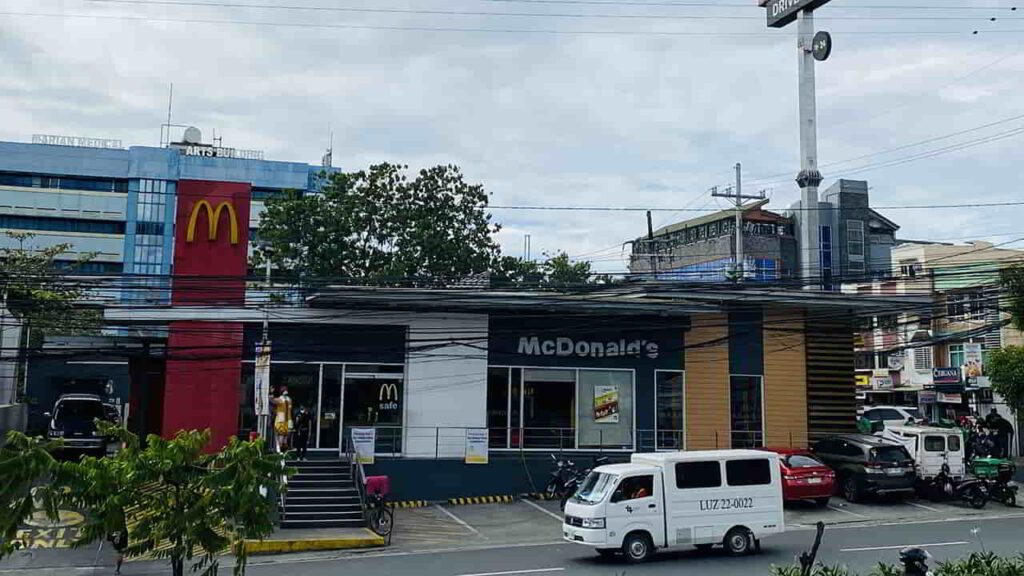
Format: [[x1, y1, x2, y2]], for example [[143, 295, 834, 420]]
[[562, 450, 785, 563], [878, 425, 965, 481]]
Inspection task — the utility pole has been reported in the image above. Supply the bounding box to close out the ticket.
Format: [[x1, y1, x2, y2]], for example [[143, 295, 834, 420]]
[[760, 0, 833, 288], [646, 210, 658, 277], [713, 163, 764, 282]]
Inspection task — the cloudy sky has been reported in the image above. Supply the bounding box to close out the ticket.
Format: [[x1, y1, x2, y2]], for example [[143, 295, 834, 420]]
[[2, 0, 1021, 271]]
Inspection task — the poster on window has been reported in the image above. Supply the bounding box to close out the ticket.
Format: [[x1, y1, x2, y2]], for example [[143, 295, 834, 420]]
[[594, 385, 620, 424], [964, 343, 986, 386], [254, 340, 271, 417], [351, 427, 376, 464], [465, 428, 488, 464]]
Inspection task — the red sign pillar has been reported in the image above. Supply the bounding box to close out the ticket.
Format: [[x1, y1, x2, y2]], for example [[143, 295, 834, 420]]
[[165, 180, 251, 449]]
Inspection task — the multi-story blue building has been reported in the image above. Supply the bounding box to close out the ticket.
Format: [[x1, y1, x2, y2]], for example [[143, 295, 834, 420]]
[[0, 131, 328, 304]]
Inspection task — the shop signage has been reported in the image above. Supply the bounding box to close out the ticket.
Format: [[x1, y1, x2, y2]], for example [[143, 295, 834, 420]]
[[932, 367, 961, 385], [186, 200, 240, 245], [871, 376, 893, 390], [919, 390, 938, 403], [351, 428, 376, 464], [179, 144, 265, 160], [964, 343, 984, 387], [855, 374, 871, 388], [465, 428, 488, 464], [254, 340, 271, 417], [32, 134, 123, 149], [594, 385, 620, 424], [762, 0, 832, 28], [517, 336, 659, 359], [937, 392, 963, 404], [378, 382, 399, 411]]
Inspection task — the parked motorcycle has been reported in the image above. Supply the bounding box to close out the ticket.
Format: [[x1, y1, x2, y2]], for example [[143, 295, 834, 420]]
[[558, 455, 610, 510], [899, 547, 934, 576], [544, 455, 578, 501], [980, 461, 1018, 507], [923, 462, 990, 509]]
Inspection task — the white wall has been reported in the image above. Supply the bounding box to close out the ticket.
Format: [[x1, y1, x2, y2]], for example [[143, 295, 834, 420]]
[[404, 315, 488, 458]]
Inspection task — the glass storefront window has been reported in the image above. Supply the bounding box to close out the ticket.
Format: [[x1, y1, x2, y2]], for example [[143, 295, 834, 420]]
[[487, 367, 510, 448], [730, 375, 764, 448], [577, 370, 633, 450], [344, 375, 403, 454], [656, 371, 684, 450], [319, 366, 343, 449], [522, 369, 575, 449]]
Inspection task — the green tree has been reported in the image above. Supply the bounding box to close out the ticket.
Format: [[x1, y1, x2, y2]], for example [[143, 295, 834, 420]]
[[986, 346, 1024, 416], [0, 433, 64, 558], [0, 232, 102, 337], [493, 251, 599, 288], [1002, 265, 1024, 331], [0, 425, 288, 576], [254, 163, 502, 284]]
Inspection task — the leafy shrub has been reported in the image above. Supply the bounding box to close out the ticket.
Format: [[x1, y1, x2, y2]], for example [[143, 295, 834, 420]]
[[773, 553, 1024, 576]]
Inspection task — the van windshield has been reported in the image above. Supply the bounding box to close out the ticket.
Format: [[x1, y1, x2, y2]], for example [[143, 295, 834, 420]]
[[574, 472, 618, 505]]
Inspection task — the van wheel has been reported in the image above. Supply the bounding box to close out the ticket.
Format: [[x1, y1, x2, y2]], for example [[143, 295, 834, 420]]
[[724, 528, 753, 556], [622, 532, 653, 563], [843, 477, 862, 503]]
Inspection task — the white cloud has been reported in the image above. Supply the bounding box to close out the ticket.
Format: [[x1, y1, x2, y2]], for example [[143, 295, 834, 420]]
[[1, 0, 1020, 271]]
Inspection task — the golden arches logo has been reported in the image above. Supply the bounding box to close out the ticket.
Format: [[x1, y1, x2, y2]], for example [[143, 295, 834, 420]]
[[186, 200, 239, 245], [379, 383, 398, 402]]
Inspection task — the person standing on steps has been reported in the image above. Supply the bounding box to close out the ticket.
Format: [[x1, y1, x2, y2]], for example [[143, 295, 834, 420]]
[[294, 405, 312, 460]]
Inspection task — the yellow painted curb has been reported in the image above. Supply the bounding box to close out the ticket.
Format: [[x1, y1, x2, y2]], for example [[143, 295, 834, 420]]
[[243, 529, 385, 555], [392, 500, 429, 508], [447, 495, 516, 506]]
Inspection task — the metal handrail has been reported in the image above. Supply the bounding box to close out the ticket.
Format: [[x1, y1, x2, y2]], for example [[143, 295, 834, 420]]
[[345, 442, 370, 526]]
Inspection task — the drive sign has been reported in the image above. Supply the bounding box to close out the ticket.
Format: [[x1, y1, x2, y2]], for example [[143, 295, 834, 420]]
[[761, 0, 833, 28]]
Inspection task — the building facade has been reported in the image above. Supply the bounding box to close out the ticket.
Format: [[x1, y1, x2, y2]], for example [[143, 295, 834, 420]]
[[0, 133, 327, 305], [629, 179, 900, 287], [851, 241, 1022, 455]]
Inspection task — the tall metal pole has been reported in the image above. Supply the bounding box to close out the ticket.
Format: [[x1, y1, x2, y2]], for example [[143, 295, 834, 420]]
[[796, 9, 822, 288], [734, 163, 744, 282], [646, 210, 658, 277]]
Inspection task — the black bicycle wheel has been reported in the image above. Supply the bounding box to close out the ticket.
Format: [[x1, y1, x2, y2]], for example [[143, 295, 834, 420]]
[[370, 507, 394, 536]]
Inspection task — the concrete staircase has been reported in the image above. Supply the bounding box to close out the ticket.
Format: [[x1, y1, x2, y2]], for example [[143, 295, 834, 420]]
[[281, 459, 365, 529]]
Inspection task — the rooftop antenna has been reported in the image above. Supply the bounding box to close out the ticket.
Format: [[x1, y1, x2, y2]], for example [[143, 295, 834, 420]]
[[162, 83, 173, 147], [213, 128, 222, 147]]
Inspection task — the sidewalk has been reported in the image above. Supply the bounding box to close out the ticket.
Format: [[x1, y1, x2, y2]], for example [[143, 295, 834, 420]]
[[244, 527, 385, 555]]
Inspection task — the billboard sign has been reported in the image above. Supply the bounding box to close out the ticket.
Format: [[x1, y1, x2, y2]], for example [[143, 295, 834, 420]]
[[762, 0, 833, 28], [932, 366, 962, 386]]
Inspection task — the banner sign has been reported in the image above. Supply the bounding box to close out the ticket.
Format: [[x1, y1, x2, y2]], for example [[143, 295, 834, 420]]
[[932, 366, 962, 386], [937, 393, 963, 404], [465, 428, 489, 464], [871, 376, 893, 390], [763, 0, 833, 28], [594, 385, 620, 423], [254, 340, 271, 417], [351, 428, 376, 464], [919, 391, 938, 403]]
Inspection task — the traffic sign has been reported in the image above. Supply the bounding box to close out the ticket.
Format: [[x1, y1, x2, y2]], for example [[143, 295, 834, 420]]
[[761, 0, 833, 28], [812, 31, 833, 61]]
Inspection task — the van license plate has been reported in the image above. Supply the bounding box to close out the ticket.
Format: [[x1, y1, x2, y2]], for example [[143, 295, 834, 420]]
[[885, 468, 903, 476], [807, 478, 822, 484]]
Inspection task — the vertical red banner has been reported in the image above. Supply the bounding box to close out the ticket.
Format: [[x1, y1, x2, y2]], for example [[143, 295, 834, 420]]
[[165, 181, 251, 449]]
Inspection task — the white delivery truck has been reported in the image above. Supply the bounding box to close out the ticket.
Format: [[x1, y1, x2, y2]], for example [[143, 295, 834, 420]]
[[878, 425, 965, 481], [562, 450, 785, 563]]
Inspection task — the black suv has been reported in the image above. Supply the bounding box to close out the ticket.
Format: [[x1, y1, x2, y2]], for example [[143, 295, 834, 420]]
[[812, 434, 916, 502], [44, 394, 119, 457]]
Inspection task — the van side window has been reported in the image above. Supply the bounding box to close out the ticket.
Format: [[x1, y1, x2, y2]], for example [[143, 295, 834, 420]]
[[924, 436, 945, 452], [726, 459, 772, 486], [675, 461, 721, 489], [948, 435, 961, 452], [615, 475, 654, 501]]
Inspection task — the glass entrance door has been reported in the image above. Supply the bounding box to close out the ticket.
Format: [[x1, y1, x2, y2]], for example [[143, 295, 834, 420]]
[[318, 366, 343, 449], [343, 374, 404, 454]]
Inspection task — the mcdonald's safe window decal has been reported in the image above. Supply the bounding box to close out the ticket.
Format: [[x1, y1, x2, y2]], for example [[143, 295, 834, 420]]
[[378, 381, 400, 411], [186, 200, 240, 244]]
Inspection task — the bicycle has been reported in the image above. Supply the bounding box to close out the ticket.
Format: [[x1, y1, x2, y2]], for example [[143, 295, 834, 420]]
[[367, 491, 394, 537]]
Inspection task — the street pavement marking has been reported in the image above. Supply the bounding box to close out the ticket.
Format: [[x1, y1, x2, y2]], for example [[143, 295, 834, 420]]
[[520, 499, 564, 522], [841, 541, 969, 553], [436, 505, 488, 540], [827, 504, 868, 518], [905, 501, 943, 513], [455, 568, 565, 576]]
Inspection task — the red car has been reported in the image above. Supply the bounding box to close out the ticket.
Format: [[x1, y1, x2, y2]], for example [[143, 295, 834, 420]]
[[766, 448, 836, 507]]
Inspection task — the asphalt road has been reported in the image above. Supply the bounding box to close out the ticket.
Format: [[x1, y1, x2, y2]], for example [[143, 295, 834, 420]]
[[239, 515, 1024, 576]]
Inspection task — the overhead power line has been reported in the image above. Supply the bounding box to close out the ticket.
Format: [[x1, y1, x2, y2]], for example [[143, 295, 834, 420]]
[[487, 200, 1024, 212]]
